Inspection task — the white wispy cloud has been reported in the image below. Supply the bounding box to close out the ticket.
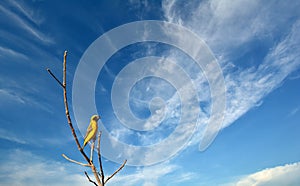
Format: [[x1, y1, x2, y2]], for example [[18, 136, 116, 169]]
[[0, 149, 88, 186], [0, 88, 27, 104], [0, 88, 53, 113], [219, 19, 300, 128], [287, 107, 299, 118], [225, 162, 300, 186], [9, 0, 44, 25], [171, 172, 197, 184], [0, 1, 53, 44], [0, 128, 27, 144], [109, 162, 194, 186], [163, 0, 300, 52], [161, 0, 300, 144], [92, 0, 300, 170], [111, 163, 176, 186], [104, 55, 209, 165], [0, 45, 28, 60]]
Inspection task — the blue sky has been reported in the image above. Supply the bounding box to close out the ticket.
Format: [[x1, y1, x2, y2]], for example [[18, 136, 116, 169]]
[[0, 0, 300, 185]]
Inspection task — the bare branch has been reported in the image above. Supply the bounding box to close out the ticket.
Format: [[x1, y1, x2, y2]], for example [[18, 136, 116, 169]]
[[90, 140, 95, 162], [61, 51, 102, 185], [48, 51, 102, 185], [46, 68, 64, 88], [62, 154, 90, 167], [84, 171, 98, 186], [104, 160, 127, 184], [49, 51, 127, 186], [60, 51, 91, 161], [97, 132, 105, 184]]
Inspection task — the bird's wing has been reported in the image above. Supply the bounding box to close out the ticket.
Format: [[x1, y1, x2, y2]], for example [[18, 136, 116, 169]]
[[84, 123, 93, 139]]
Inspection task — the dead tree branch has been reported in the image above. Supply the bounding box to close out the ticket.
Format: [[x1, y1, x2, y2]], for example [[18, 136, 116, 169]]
[[47, 50, 126, 186], [90, 140, 96, 162], [97, 132, 105, 184], [47, 51, 101, 185], [104, 159, 127, 184], [62, 154, 91, 167], [97, 132, 127, 184], [46, 68, 64, 88], [85, 171, 98, 186]]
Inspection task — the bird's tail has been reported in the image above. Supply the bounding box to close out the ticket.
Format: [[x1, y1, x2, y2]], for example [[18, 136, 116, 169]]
[[83, 140, 87, 148]]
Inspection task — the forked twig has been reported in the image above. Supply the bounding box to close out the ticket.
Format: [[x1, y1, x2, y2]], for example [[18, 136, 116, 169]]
[[85, 171, 98, 186]]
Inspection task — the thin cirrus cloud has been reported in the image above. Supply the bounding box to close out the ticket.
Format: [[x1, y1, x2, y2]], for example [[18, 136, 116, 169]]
[[113, 0, 300, 157], [162, 0, 300, 132], [0, 87, 54, 114], [110, 163, 177, 186], [0, 45, 28, 60], [8, 0, 44, 25], [0, 149, 87, 186], [223, 20, 300, 128], [287, 107, 300, 118], [109, 162, 196, 186], [163, 0, 300, 52], [0, 128, 27, 145], [0, 88, 27, 105], [0, 1, 53, 45]]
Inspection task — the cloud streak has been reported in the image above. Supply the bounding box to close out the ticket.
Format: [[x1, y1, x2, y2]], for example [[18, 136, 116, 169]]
[[162, 0, 300, 136], [9, 0, 44, 25], [0, 46, 28, 60], [0, 149, 87, 186], [223, 19, 300, 128], [0, 89, 27, 104], [0, 88, 53, 113], [109, 162, 196, 186], [0, 129, 27, 144], [0, 1, 53, 44], [228, 162, 300, 186], [110, 163, 177, 186]]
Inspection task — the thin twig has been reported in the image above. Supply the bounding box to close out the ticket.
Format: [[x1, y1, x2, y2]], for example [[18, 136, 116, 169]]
[[97, 132, 105, 184], [104, 160, 127, 184], [84, 171, 98, 186], [62, 154, 91, 167], [46, 68, 64, 88], [90, 140, 95, 162], [62, 51, 84, 153]]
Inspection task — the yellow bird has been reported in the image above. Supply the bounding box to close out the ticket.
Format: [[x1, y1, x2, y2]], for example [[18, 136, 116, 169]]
[[83, 115, 101, 148]]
